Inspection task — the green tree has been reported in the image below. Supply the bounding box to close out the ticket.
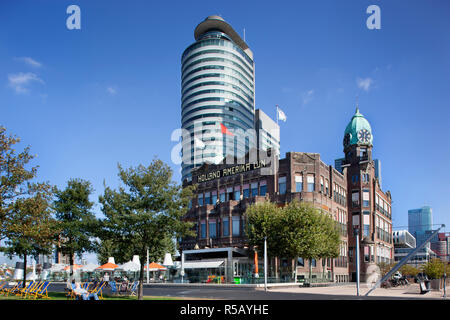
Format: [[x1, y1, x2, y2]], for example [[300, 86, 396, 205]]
[[98, 159, 194, 300], [245, 202, 282, 257], [3, 184, 60, 287], [399, 264, 420, 278], [53, 178, 97, 279], [0, 126, 39, 241], [422, 258, 448, 279], [377, 261, 395, 278], [95, 238, 125, 265], [245, 201, 341, 282]]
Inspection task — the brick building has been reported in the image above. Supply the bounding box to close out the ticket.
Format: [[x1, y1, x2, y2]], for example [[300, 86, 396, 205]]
[[180, 107, 392, 284], [340, 108, 393, 282]]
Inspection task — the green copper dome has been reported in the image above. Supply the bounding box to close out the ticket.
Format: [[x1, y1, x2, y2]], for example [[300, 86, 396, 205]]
[[343, 107, 373, 148]]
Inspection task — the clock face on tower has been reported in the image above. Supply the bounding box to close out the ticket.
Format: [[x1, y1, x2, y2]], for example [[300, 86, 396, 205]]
[[358, 129, 371, 144]]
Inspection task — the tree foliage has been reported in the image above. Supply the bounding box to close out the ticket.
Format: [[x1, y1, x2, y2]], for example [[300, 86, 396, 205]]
[[0, 126, 39, 241], [245, 201, 340, 260], [53, 178, 97, 277], [422, 258, 450, 279], [399, 264, 420, 277], [2, 183, 60, 287], [97, 158, 194, 300]]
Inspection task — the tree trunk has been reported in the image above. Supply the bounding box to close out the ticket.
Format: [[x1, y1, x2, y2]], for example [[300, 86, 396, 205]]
[[294, 257, 298, 283], [69, 251, 74, 282], [322, 258, 326, 280], [138, 254, 145, 300], [22, 254, 27, 288], [309, 259, 313, 283]]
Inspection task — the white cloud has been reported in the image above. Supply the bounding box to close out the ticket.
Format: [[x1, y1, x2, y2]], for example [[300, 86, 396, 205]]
[[302, 89, 314, 105], [8, 72, 44, 94], [14, 57, 42, 68], [357, 77, 373, 92], [106, 86, 117, 95]]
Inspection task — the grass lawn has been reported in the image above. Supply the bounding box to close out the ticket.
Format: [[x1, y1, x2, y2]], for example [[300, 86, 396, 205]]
[[0, 292, 182, 300]]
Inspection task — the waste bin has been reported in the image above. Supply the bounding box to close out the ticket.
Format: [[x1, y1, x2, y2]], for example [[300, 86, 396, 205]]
[[419, 281, 430, 294]]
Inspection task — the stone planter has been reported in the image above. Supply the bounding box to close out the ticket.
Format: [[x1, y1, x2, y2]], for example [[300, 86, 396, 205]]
[[430, 279, 442, 291]]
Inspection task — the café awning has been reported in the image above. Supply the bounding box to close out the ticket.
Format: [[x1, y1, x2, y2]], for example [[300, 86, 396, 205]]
[[182, 260, 224, 269]]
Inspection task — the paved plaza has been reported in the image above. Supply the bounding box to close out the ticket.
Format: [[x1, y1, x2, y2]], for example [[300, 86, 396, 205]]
[[266, 283, 447, 300]]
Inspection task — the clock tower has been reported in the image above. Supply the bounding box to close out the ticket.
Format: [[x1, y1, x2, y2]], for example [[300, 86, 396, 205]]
[[342, 107, 393, 283]]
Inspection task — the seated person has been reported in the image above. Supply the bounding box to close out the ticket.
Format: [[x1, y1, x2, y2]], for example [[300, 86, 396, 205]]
[[71, 281, 99, 300]]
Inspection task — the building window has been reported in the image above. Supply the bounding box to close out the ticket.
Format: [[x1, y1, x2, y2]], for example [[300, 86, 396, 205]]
[[320, 176, 324, 193], [211, 191, 217, 204], [201, 221, 206, 238], [223, 217, 229, 237], [232, 216, 240, 236], [311, 259, 316, 267], [352, 213, 360, 227], [364, 246, 370, 262], [325, 180, 329, 195], [219, 189, 225, 202], [352, 190, 359, 207], [295, 175, 303, 192], [243, 184, 250, 198], [209, 220, 217, 238], [198, 194, 204, 206], [297, 258, 304, 267], [363, 189, 370, 207], [204, 192, 211, 205], [278, 176, 286, 195], [307, 174, 315, 192], [363, 211, 370, 237], [251, 182, 258, 197], [234, 186, 241, 201], [227, 187, 233, 201], [260, 180, 267, 196]]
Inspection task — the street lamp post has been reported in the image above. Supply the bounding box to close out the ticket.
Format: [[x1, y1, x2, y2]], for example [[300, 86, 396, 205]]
[[444, 272, 447, 299], [146, 247, 149, 284], [354, 227, 360, 297], [264, 236, 268, 292]]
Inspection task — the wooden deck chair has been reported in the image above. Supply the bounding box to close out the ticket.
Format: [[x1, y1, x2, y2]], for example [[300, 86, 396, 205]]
[[110, 281, 118, 295], [83, 282, 91, 291], [2, 281, 22, 296], [89, 281, 106, 300], [66, 284, 76, 300], [32, 281, 51, 299], [14, 281, 34, 296], [20, 281, 41, 298], [0, 281, 7, 292], [128, 281, 138, 296], [17, 281, 38, 297], [23, 281, 44, 299]]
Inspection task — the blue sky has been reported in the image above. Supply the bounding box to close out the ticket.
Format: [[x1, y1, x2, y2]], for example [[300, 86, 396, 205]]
[[1, 0, 449, 264]]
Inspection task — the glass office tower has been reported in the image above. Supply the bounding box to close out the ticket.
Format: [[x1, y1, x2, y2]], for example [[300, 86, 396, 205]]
[[181, 16, 255, 182], [408, 206, 433, 249]]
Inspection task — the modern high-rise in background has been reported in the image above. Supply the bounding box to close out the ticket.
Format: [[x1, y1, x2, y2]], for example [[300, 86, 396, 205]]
[[408, 206, 433, 249], [181, 16, 256, 182], [431, 232, 450, 261], [254, 109, 280, 157]]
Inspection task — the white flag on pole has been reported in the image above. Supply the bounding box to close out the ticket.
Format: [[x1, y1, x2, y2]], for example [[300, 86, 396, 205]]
[[277, 106, 287, 122]]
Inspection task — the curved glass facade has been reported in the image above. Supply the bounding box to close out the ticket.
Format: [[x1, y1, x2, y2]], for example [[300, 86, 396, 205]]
[[181, 22, 256, 182]]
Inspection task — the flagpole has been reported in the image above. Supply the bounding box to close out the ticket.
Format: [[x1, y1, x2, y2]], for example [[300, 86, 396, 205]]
[[276, 105, 279, 125]]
